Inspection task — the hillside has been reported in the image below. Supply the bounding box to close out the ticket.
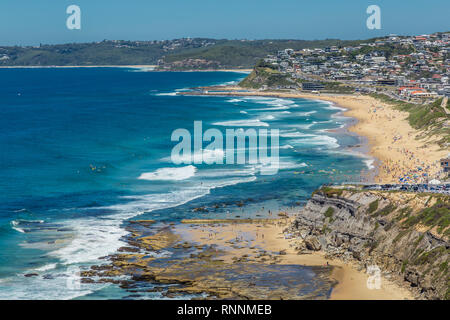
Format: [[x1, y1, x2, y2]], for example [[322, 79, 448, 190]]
[[162, 39, 362, 69], [239, 60, 296, 89], [0, 38, 363, 68], [371, 94, 450, 148]]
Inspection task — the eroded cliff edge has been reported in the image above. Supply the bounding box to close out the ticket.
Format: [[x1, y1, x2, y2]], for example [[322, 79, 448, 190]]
[[287, 186, 449, 299]]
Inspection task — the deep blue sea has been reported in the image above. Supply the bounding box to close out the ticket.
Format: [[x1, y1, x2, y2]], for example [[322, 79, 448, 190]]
[[0, 68, 371, 299]]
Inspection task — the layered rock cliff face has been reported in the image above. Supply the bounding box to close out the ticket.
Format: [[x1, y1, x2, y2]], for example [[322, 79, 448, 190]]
[[288, 187, 449, 300]]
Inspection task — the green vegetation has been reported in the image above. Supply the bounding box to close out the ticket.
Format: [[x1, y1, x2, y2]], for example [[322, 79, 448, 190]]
[[319, 187, 344, 198], [393, 229, 411, 243], [368, 200, 379, 214], [414, 246, 448, 265], [322, 81, 355, 94], [321, 223, 332, 234], [374, 221, 380, 231], [375, 204, 397, 216], [324, 207, 335, 221], [401, 260, 409, 273], [164, 39, 363, 68], [439, 261, 448, 274], [403, 199, 450, 234], [0, 41, 165, 66], [414, 234, 424, 247], [398, 98, 447, 130], [0, 38, 364, 68], [395, 207, 413, 221], [239, 60, 294, 89], [371, 94, 450, 147]]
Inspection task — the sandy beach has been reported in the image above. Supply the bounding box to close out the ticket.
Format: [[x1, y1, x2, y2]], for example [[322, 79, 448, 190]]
[[293, 93, 447, 184], [165, 88, 447, 299], [183, 88, 447, 183], [175, 219, 414, 300]]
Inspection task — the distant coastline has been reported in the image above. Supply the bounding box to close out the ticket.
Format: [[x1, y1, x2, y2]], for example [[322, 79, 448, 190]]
[[0, 65, 252, 73], [0, 65, 158, 69]]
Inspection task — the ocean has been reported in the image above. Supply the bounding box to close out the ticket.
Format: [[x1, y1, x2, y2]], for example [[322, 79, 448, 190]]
[[0, 68, 370, 299]]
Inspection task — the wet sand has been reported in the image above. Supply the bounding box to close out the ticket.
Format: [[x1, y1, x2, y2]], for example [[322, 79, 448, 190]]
[[175, 219, 414, 300]]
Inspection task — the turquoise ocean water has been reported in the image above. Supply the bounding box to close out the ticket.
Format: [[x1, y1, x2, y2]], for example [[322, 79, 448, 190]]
[[0, 68, 371, 299]]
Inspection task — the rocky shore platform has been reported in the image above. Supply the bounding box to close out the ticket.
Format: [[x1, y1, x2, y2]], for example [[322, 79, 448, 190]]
[[80, 218, 336, 299], [78, 185, 445, 300]]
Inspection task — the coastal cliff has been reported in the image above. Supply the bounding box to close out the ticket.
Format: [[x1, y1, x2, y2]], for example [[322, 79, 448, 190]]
[[287, 186, 449, 299], [239, 61, 296, 89]]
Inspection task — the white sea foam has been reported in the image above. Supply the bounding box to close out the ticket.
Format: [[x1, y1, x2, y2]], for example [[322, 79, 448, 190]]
[[138, 165, 197, 181], [218, 80, 240, 86], [280, 131, 305, 138], [197, 167, 256, 178], [296, 135, 340, 149], [252, 98, 295, 106], [245, 97, 296, 111], [160, 149, 224, 164], [278, 161, 308, 170], [154, 92, 177, 96], [253, 158, 307, 171], [203, 149, 225, 163], [0, 271, 97, 300], [11, 220, 44, 234], [317, 100, 347, 111], [282, 130, 339, 149], [213, 119, 269, 127], [48, 172, 258, 268], [312, 120, 332, 124], [11, 225, 25, 233], [342, 150, 376, 170], [290, 123, 313, 130], [130, 67, 156, 72], [49, 174, 257, 270], [34, 263, 58, 272], [364, 159, 375, 170], [253, 105, 291, 111], [296, 111, 317, 116]]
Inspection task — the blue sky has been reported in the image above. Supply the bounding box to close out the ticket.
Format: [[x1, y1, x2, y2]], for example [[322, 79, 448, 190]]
[[0, 0, 449, 45]]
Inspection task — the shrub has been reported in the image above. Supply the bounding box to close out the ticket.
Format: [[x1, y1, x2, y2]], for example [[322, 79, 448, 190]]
[[324, 207, 335, 219], [368, 200, 379, 214]]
